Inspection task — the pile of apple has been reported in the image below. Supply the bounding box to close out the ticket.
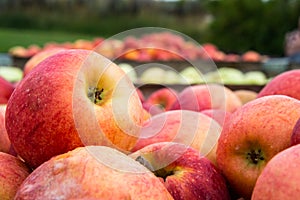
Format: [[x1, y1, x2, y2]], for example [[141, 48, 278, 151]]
[[9, 32, 265, 63], [1, 48, 300, 200]]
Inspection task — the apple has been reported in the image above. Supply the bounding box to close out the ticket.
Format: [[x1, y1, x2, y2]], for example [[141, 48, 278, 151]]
[[252, 144, 300, 200], [8, 46, 30, 58], [131, 142, 231, 200], [15, 146, 173, 199], [0, 152, 31, 200], [164, 70, 181, 84], [241, 50, 261, 62], [23, 47, 66, 77], [0, 66, 23, 83], [5, 49, 144, 168], [179, 66, 205, 84], [205, 67, 245, 85], [0, 105, 11, 154], [118, 63, 138, 83], [0, 77, 15, 104], [234, 89, 258, 105], [243, 71, 267, 85], [200, 109, 231, 128], [170, 84, 242, 113], [291, 117, 300, 146], [145, 87, 178, 111], [257, 69, 300, 100], [142, 102, 164, 116], [140, 67, 166, 84], [131, 110, 222, 164], [216, 95, 300, 199], [136, 88, 145, 103]]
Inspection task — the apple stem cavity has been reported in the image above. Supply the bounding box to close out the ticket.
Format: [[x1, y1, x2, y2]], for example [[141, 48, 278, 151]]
[[88, 87, 104, 105], [246, 149, 264, 164], [135, 155, 174, 181]]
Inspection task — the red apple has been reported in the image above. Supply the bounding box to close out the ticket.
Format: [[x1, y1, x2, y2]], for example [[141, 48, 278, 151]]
[[291, 117, 300, 146], [216, 95, 300, 199], [0, 152, 31, 200], [200, 109, 231, 128], [136, 88, 145, 103], [0, 105, 11, 154], [131, 142, 231, 200], [252, 144, 300, 200], [23, 47, 66, 77], [257, 69, 300, 100], [171, 84, 242, 113], [0, 76, 15, 103], [241, 50, 261, 62], [6, 49, 144, 168], [132, 110, 221, 164], [15, 146, 173, 199], [142, 102, 164, 116], [145, 87, 178, 111]]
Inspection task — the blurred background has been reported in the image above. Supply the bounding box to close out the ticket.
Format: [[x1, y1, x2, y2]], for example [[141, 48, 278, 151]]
[[0, 0, 299, 56]]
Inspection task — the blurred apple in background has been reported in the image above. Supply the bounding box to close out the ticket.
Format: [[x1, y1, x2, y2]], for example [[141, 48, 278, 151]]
[[6, 49, 144, 169], [179, 66, 205, 84], [217, 95, 300, 199], [15, 146, 173, 199], [118, 63, 138, 83], [0, 152, 31, 200], [132, 110, 221, 164], [234, 89, 258, 105], [241, 50, 262, 62], [140, 67, 166, 84], [142, 102, 164, 116], [23, 47, 66, 77], [257, 69, 300, 100], [145, 87, 178, 111], [252, 144, 300, 200], [131, 142, 231, 200], [0, 66, 23, 83], [244, 71, 267, 85], [171, 84, 242, 113], [0, 105, 11, 154]]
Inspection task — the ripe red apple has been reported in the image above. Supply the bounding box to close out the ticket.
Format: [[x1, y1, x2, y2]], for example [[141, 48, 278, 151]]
[[252, 144, 300, 200], [291, 117, 300, 146], [0, 76, 15, 104], [257, 69, 300, 100], [6, 49, 144, 168], [132, 110, 221, 164], [0, 152, 31, 200], [131, 142, 231, 200], [23, 47, 66, 77], [216, 95, 300, 199], [171, 84, 242, 113], [0, 105, 11, 154], [15, 146, 173, 199], [142, 102, 164, 116], [145, 87, 178, 111]]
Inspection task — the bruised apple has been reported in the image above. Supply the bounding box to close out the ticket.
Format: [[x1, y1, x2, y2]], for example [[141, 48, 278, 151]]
[[5, 49, 144, 168], [217, 95, 300, 199], [131, 142, 230, 200], [0, 152, 31, 200], [132, 110, 222, 164], [15, 146, 173, 200]]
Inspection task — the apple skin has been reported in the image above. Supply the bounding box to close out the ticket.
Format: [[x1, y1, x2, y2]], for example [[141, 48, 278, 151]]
[[0, 105, 11, 154], [216, 95, 300, 199], [291, 117, 300, 146], [5, 49, 144, 169], [131, 110, 221, 164], [0, 152, 31, 200], [0, 76, 15, 104], [241, 51, 261, 62], [257, 69, 300, 100], [145, 87, 178, 111], [23, 47, 66, 77], [200, 109, 231, 128], [130, 142, 230, 200], [252, 144, 300, 200], [142, 102, 164, 116], [15, 146, 173, 200], [234, 89, 258, 105], [170, 84, 242, 113]]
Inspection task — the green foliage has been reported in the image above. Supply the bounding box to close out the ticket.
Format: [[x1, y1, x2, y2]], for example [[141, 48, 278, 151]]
[[205, 0, 300, 56]]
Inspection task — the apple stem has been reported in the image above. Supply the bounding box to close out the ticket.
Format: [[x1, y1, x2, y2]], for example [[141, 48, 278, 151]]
[[88, 87, 104, 104], [246, 149, 264, 164]]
